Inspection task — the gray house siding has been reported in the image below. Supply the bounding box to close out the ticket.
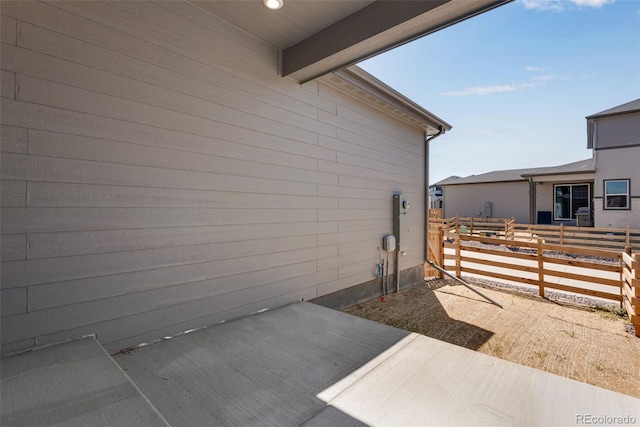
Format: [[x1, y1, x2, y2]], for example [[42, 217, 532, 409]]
[[593, 146, 640, 228], [0, 1, 425, 354], [442, 181, 529, 223], [594, 113, 640, 150]]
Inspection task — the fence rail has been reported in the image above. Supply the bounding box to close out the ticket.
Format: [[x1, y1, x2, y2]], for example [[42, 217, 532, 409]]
[[435, 216, 640, 252], [444, 233, 624, 303]]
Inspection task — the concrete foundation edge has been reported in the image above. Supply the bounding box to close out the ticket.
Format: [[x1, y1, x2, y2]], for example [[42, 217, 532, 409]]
[[312, 264, 424, 311]]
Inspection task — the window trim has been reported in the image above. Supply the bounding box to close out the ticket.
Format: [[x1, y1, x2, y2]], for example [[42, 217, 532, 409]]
[[553, 183, 591, 221], [603, 179, 631, 210]]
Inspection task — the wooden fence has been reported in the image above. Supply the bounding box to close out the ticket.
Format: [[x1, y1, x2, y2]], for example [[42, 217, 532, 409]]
[[622, 252, 640, 336], [434, 216, 640, 252], [443, 233, 623, 303], [427, 231, 640, 337]]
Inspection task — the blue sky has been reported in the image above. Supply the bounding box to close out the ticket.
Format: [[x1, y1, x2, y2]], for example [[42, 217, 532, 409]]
[[359, 0, 640, 184]]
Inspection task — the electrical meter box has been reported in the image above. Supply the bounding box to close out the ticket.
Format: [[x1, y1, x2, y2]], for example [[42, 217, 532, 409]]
[[383, 235, 396, 252]]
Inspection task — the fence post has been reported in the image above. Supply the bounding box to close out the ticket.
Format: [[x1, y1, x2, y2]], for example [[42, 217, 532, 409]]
[[634, 254, 640, 337], [537, 238, 544, 297], [439, 226, 445, 279], [626, 226, 630, 247], [455, 235, 461, 278], [559, 223, 564, 245], [470, 217, 474, 236], [454, 216, 459, 233]]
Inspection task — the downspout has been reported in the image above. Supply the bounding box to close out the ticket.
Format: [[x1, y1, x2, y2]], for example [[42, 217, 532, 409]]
[[528, 178, 537, 224], [424, 126, 445, 267]]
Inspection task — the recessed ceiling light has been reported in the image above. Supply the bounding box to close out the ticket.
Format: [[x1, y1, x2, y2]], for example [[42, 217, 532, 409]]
[[263, 0, 284, 10]]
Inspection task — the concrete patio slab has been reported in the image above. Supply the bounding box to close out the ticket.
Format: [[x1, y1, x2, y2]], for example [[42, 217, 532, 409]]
[[115, 302, 639, 426], [0, 337, 169, 427], [114, 302, 412, 426]]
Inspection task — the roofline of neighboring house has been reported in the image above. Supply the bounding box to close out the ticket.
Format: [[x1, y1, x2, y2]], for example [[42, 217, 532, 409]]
[[521, 169, 596, 178], [586, 98, 640, 119], [320, 66, 452, 134], [436, 159, 595, 186], [439, 178, 525, 186], [586, 108, 640, 120]]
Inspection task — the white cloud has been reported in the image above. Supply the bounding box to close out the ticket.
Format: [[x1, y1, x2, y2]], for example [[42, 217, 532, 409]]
[[520, 0, 613, 11], [473, 129, 497, 135], [440, 83, 536, 97], [441, 85, 517, 97], [532, 74, 557, 82], [525, 65, 542, 72]]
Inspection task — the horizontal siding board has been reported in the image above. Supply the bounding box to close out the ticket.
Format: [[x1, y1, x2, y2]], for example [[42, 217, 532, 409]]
[[1, 97, 329, 169], [320, 110, 422, 156], [0, 42, 319, 131], [335, 100, 421, 142], [338, 260, 376, 280], [318, 135, 422, 171], [1, 16, 16, 45], [1, 45, 333, 141], [27, 130, 332, 185], [27, 222, 338, 259], [319, 185, 390, 200], [13, 18, 331, 125], [0, 125, 27, 153], [30, 246, 336, 311], [36, 282, 323, 353], [319, 83, 421, 142], [27, 182, 337, 209], [339, 175, 422, 194], [316, 271, 374, 298], [3, 153, 321, 195], [319, 160, 420, 186], [337, 151, 422, 178], [1, 180, 26, 206], [1, 233, 26, 261], [317, 229, 384, 247], [48, 0, 274, 76], [4, 263, 319, 343], [318, 209, 389, 222], [317, 250, 377, 272], [1, 207, 318, 234], [1, 70, 15, 98], [336, 127, 421, 164], [339, 197, 391, 210], [16, 74, 318, 146], [4, 1, 270, 84], [2, 235, 318, 288], [1, 288, 26, 316], [338, 219, 390, 232], [152, 1, 336, 113]]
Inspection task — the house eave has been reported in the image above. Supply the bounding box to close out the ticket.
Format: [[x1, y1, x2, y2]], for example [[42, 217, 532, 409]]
[[320, 66, 452, 134]]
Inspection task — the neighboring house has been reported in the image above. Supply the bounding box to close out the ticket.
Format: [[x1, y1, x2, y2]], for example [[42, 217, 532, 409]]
[[0, 1, 516, 355], [436, 159, 595, 225], [428, 184, 444, 209], [587, 99, 640, 229]]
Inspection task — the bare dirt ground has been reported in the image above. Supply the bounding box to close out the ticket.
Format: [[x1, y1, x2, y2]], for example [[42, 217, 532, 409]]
[[345, 279, 640, 398]]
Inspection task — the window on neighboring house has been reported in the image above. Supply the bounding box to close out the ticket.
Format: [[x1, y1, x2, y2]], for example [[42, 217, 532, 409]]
[[604, 179, 630, 209], [554, 184, 590, 220]]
